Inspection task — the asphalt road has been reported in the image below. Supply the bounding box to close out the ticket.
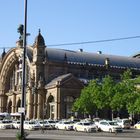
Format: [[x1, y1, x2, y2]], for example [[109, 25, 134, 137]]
[[0, 128, 140, 140]]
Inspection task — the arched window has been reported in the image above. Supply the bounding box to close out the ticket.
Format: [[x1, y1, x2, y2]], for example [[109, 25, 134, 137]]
[[16, 99, 21, 112], [64, 96, 74, 102]]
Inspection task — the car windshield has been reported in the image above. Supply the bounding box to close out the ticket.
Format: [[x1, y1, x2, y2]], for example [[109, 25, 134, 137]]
[[29, 121, 36, 124], [124, 120, 130, 124], [2, 120, 12, 123], [48, 121, 55, 123], [109, 122, 118, 125], [90, 122, 95, 125], [83, 123, 90, 126], [64, 122, 71, 124], [39, 121, 44, 124]]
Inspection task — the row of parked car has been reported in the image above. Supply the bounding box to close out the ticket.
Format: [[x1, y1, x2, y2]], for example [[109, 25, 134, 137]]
[[0, 119, 57, 130], [0, 118, 140, 133]]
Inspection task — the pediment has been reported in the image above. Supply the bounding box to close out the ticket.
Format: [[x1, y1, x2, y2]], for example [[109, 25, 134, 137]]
[[60, 75, 84, 89], [45, 73, 84, 89]]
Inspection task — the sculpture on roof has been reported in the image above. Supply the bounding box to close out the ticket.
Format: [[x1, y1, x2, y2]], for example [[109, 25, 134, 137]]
[[17, 24, 24, 41]]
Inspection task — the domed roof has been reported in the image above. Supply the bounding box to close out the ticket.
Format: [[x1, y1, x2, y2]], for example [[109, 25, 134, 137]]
[[34, 29, 45, 47]]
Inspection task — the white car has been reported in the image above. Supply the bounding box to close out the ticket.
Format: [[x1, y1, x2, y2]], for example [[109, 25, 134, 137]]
[[37, 120, 52, 130], [55, 121, 74, 130], [12, 120, 21, 129], [24, 121, 41, 130], [98, 121, 123, 133], [45, 120, 56, 129], [73, 122, 97, 132], [116, 119, 131, 129], [0, 120, 13, 129]]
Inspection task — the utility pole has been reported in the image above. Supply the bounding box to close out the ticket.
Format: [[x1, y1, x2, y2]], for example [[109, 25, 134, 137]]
[[20, 0, 27, 139]]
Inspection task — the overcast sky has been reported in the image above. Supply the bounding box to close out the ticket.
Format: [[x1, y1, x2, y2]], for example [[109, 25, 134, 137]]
[[0, 0, 140, 56]]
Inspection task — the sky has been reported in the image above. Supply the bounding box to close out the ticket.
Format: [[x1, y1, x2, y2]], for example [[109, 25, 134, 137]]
[[0, 0, 140, 57]]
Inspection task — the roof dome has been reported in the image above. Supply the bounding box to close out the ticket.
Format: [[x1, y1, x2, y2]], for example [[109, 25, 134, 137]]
[[34, 29, 45, 47]]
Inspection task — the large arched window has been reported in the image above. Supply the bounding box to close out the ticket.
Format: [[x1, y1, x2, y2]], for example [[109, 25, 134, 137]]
[[15, 55, 30, 91], [47, 95, 55, 119]]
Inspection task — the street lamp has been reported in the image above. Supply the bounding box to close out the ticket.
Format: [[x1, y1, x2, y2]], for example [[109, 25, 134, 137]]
[[20, 0, 27, 139]]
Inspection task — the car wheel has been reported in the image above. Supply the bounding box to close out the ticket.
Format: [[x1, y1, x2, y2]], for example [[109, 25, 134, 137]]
[[95, 127, 98, 132], [98, 127, 101, 132], [65, 127, 67, 131], [75, 127, 77, 132], [84, 128, 87, 132], [109, 128, 112, 133]]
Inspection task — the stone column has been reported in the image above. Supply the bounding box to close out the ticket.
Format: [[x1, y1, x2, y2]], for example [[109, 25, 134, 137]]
[[37, 93, 43, 119], [15, 65, 18, 85], [56, 86, 61, 120], [26, 90, 33, 119], [33, 93, 38, 119], [0, 94, 6, 112], [0, 85, 6, 112], [12, 94, 16, 113]]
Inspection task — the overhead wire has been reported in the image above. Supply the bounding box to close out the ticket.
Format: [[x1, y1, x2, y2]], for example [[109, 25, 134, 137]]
[[47, 35, 140, 47], [0, 35, 140, 49]]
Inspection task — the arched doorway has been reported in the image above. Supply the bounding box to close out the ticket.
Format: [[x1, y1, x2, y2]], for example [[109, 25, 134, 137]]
[[47, 95, 55, 119]]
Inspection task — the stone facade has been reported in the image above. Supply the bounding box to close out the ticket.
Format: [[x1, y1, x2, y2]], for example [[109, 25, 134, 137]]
[[0, 31, 140, 120]]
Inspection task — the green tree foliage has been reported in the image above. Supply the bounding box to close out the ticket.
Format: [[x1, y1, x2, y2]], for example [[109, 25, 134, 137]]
[[110, 82, 126, 112], [101, 76, 115, 109], [120, 70, 138, 114], [72, 80, 99, 116], [73, 69, 140, 118], [134, 93, 140, 113]]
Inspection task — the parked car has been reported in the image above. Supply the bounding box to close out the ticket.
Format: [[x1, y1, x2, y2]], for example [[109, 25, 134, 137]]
[[37, 120, 52, 130], [116, 119, 131, 129], [73, 122, 97, 132], [45, 120, 56, 129], [55, 121, 74, 130], [24, 121, 41, 130], [98, 120, 123, 133], [0, 120, 13, 129], [93, 118, 101, 126], [12, 120, 20, 129], [134, 121, 140, 129]]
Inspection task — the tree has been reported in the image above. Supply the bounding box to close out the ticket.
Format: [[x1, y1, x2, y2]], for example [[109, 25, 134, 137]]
[[101, 76, 115, 108], [110, 82, 127, 117], [134, 94, 140, 114], [72, 79, 100, 117], [121, 70, 138, 115], [73, 76, 115, 118], [73, 69, 140, 119], [133, 76, 140, 114], [112, 69, 140, 118]]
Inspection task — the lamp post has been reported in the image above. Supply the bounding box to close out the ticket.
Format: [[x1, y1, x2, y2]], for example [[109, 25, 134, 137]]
[[20, 0, 27, 139]]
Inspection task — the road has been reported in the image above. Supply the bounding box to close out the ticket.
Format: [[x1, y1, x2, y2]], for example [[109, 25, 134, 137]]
[[0, 129, 140, 140]]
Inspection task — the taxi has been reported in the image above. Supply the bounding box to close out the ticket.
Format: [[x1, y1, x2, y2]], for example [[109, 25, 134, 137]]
[[134, 121, 140, 129]]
